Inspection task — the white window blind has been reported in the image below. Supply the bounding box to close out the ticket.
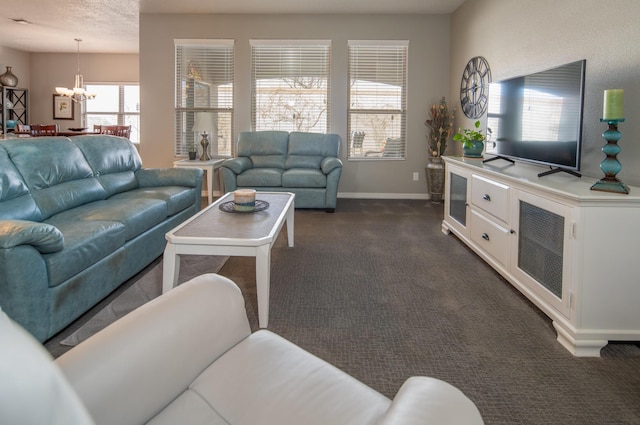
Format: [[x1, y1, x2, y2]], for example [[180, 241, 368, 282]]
[[251, 40, 330, 132], [175, 39, 234, 157], [347, 40, 408, 159]]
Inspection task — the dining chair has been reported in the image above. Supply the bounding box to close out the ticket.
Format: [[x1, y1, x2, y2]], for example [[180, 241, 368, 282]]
[[14, 124, 32, 137], [100, 125, 131, 139], [31, 124, 60, 136]]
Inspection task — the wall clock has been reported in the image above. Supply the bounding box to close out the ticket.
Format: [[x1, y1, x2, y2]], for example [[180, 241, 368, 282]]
[[460, 56, 491, 119]]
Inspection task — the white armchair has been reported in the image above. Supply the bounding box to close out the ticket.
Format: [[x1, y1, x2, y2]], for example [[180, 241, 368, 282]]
[[1, 274, 483, 425]]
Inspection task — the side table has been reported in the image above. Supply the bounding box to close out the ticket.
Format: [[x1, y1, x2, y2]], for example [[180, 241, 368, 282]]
[[173, 158, 226, 204]]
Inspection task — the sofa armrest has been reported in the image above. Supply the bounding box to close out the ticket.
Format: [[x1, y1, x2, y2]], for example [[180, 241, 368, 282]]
[[377, 377, 483, 425], [56, 274, 252, 425], [321, 157, 342, 174], [135, 167, 203, 188], [0, 220, 63, 253], [222, 157, 253, 175]]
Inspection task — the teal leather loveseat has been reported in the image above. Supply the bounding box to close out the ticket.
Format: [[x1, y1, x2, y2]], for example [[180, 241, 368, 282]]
[[220, 131, 342, 212], [0, 135, 203, 342]]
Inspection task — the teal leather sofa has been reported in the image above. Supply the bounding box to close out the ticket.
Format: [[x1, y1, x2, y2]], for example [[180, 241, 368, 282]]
[[0, 135, 203, 342], [221, 131, 342, 212]]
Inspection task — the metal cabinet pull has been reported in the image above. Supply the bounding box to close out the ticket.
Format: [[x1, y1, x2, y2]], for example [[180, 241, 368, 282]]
[[482, 233, 490, 241], [483, 194, 491, 201]]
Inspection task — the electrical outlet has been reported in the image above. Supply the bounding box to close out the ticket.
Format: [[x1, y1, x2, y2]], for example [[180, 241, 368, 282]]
[[412, 172, 419, 181]]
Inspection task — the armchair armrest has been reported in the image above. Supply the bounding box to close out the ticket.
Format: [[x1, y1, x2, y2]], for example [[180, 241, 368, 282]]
[[56, 274, 252, 425], [0, 220, 63, 253], [135, 167, 203, 188], [377, 377, 483, 425], [321, 157, 342, 174], [222, 157, 253, 175]]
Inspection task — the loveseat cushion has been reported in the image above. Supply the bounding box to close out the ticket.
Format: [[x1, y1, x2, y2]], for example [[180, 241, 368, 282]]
[[282, 169, 326, 188], [41, 220, 125, 287], [237, 131, 289, 169], [286, 132, 340, 170], [237, 168, 283, 187]]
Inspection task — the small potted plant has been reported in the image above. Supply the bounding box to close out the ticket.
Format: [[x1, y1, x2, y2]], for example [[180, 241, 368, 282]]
[[186, 141, 197, 160], [453, 120, 486, 158]]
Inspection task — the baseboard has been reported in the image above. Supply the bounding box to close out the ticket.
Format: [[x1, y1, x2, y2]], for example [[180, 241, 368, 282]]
[[338, 192, 430, 200]]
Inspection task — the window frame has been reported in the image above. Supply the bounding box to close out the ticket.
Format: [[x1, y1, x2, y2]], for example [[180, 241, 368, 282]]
[[250, 39, 331, 133], [82, 83, 140, 143], [347, 40, 409, 160], [174, 39, 235, 158]]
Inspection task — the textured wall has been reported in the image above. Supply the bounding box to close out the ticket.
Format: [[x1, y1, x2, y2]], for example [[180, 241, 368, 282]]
[[451, 0, 640, 185]]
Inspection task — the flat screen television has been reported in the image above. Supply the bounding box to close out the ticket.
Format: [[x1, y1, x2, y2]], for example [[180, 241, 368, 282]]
[[485, 60, 586, 176]]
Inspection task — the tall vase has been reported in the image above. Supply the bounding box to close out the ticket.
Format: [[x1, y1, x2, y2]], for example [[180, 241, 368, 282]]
[[426, 157, 445, 203], [0, 66, 18, 87]]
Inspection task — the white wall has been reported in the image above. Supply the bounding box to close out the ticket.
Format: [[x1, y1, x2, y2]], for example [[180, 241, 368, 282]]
[[451, 0, 640, 185], [140, 13, 451, 197], [29, 53, 139, 129], [0, 47, 30, 90]]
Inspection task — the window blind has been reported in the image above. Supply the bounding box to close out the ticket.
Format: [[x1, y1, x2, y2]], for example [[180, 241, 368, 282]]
[[251, 40, 330, 132], [174, 39, 234, 157], [347, 40, 408, 159]]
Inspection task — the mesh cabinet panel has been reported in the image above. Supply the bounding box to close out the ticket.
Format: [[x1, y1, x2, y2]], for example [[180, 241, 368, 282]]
[[450, 173, 467, 226], [518, 201, 564, 299]]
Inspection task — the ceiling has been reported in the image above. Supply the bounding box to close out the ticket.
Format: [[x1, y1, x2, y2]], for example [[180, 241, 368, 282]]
[[0, 0, 466, 54]]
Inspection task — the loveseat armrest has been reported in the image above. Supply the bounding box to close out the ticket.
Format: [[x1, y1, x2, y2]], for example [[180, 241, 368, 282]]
[[222, 157, 253, 175], [135, 167, 203, 188], [321, 156, 342, 174], [0, 220, 63, 253], [56, 274, 252, 425], [377, 377, 483, 425]]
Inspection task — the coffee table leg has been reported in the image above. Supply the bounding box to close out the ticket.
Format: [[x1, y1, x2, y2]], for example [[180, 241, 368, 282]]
[[162, 243, 180, 294], [256, 244, 270, 328], [286, 204, 294, 248]]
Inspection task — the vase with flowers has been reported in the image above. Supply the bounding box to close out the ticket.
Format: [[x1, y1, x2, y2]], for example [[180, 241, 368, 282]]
[[424, 97, 456, 202]]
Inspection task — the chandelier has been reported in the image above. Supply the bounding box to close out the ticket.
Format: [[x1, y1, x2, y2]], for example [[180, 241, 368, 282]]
[[55, 38, 96, 102]]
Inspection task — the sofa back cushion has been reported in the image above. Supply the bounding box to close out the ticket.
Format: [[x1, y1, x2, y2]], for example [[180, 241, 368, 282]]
[[72, 136, 142, 197], [286, 132, 340, 169], [0, 146, 42, 221], [2, 137, 106, 220], [237, 131, 289, 169]]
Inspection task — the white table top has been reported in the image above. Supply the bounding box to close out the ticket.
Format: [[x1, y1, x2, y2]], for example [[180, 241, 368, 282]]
[[167, 191, 295, 246]]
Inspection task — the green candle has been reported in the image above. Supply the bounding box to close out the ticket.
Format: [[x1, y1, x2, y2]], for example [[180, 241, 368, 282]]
[[603, 89, 624, 120]]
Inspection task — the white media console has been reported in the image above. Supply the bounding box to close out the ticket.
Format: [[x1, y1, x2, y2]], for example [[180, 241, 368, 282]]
[[442, 156, 640, 357]]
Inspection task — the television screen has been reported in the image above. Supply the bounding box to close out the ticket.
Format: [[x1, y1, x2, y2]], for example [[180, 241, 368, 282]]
[[486, 60, 586, 171]]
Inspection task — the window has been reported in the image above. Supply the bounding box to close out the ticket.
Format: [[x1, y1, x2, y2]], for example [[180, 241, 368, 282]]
[[251, 40, 330, 133], [84, 84, 140, 143], [347, 40, 408, 160], [175, 39, 234, 157]]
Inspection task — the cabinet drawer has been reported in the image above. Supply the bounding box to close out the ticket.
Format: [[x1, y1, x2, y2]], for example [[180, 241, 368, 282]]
[[471, 174, 510, 222], [470, 209, 510, 266]]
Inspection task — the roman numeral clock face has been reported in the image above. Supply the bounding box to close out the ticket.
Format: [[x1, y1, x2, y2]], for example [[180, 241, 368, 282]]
[[460, 56, 491, 119]]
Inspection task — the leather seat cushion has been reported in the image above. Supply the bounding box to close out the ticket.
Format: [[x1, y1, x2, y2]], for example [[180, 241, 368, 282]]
[[237, 168, 283, 187], [110, 187, 196, 216], [282, 169, 326, 188], [157, 330, 391, 425]]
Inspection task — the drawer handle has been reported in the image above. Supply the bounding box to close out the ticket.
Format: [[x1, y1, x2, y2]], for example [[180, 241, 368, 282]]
[[482, 194, 491, 201], [481, 233, 490, 241]]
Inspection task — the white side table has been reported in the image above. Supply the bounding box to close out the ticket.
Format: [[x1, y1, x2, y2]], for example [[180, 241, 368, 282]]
[[173, 158, 226, 204]]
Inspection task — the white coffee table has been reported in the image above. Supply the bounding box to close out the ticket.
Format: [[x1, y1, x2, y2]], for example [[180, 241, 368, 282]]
[[162, 191, 295, 328]]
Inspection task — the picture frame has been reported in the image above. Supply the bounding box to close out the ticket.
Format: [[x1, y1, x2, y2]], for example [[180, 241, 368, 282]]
[[53, 95, 74, 120]]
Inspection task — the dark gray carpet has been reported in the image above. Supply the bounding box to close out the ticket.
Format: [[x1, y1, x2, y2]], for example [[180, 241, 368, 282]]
[[46, 199, 640, 424]]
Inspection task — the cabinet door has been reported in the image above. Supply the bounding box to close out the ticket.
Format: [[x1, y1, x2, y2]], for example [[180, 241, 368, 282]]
[[443, 164, 470, 237], [510, 189, 574, 318]]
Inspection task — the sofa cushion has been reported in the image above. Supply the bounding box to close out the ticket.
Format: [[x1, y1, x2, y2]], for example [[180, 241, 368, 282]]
[[47, 198, 168, 242], [2, 137, 106, 220], [237, 168, 283, 187], [237, 131, 289, 169], [282, 169, 326, 188], [188, 330, 391, 425], [41, 220, 126, 287], [110, 187, 196, 217], [0, 147, 41, 221]]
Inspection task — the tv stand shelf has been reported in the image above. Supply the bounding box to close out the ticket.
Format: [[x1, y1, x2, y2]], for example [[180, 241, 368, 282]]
[[442, 156, 640, 357]]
